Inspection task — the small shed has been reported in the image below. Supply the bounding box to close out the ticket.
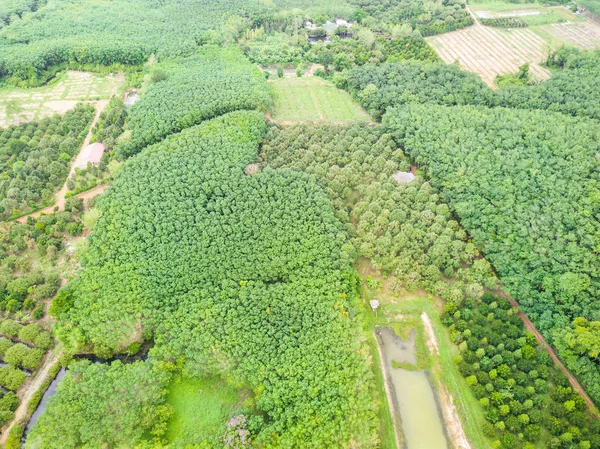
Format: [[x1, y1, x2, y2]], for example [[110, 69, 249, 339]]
[[392, 171, 415, 183], [76, 142, 105, 170]]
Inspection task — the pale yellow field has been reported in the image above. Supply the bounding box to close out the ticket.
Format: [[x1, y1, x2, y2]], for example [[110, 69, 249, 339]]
[[0, 71, 123, 127], [427, 23, 551, 87]]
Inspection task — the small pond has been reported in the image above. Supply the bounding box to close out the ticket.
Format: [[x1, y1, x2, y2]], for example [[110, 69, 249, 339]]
[[379, 327, 448, 449]]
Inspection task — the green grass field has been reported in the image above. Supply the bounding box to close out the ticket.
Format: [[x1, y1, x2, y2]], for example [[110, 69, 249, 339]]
[[166, 376, 244, 447], [270, 77, 371, 123]]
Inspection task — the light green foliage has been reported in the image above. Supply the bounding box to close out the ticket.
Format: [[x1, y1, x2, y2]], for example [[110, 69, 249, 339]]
[[261, 124, 494, 296], [0, 0, 40, 27], [0, 320, 22, 338], [271, 77, 371, 122], [0, 365, 26, 390], [18, 323, 40, 342], [119, 47, 270, 157], [4, 342, 43, 370], [166, 376, 242, 447], [385, 103, 600, 403], [0, 0, 273, 85], [0, 337, 13, 357], [59, 112, 377, 447], [554, 318, 600, 406], [0, 104, 95, 219], [25, 360, 172, 449], [346, 62, 494, 118]]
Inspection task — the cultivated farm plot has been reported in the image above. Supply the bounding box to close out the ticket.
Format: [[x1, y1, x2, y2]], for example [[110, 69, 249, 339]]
[[427, 24, 551, 87], [0, 71, 123, 127], [270, 77, 372, 123], [534, 20, 600, 49]]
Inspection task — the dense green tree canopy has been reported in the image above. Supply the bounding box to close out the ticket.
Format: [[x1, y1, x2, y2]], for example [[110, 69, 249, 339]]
[[0, 105, 94, 219], [345, 62, 494, 118], [25, 360, 171, 449], [384, 104, 600, 401], [118, 47, 270, 158], [59, 112, 377, 448]]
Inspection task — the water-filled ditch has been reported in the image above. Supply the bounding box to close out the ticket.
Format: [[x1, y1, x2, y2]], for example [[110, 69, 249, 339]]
[[378, 327, 448, 449]]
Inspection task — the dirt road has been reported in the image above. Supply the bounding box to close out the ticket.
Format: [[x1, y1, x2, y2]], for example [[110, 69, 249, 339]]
[[0, 349, 62, 445], [500, 291, 597, 411], [16, 100, 110, 224]]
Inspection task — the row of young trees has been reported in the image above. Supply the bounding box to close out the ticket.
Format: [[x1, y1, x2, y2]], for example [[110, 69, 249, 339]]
[[343, 48, 600, 121], [0, 196, 85, 315], [58, 112, 379, 448], [261, 122, 600, 448], [118, 46, 270, 158], [0, 105, 94, 220], [384, 104, 600, 406]]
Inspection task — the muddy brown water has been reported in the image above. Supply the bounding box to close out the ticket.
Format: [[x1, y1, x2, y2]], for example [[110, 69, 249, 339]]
[[379, 328, 448, 449]]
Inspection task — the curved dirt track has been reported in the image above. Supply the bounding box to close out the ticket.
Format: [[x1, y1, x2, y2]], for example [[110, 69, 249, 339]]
[[16, 99, 110, 224], [500, 291, 597, 411]]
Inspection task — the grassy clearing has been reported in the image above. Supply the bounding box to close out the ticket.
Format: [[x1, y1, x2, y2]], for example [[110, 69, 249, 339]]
[[359, 267, 494, 449], [165, 376, 244, 447], [521, 7, 581, 25], [470, 1, 581, 25], [270, 77, 371, 123], [0, 71, 123, 127]]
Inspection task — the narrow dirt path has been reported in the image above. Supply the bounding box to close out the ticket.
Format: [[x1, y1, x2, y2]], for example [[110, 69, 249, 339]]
[[0, 349, 62, 445], [499, 291, 597, 411], [16, 100, 109, 224], [421, 312, 472, 449], [374, 332, 402, 449]]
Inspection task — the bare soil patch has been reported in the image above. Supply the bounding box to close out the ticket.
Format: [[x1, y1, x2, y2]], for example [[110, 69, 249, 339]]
[[537, 20, 600, 48], [427, 25, 551, 87]]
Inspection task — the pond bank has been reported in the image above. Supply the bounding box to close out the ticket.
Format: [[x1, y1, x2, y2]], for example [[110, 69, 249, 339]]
[[377, 327, 448, 449]]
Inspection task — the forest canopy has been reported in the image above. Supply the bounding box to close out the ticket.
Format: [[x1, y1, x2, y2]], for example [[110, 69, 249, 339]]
[[384, 104, 600, 402], [58, 112, 378, 447], [25, 360, 171, 449], [118, 46, 270, 158]]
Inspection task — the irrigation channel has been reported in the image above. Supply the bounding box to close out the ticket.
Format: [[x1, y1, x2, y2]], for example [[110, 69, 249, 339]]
[[21, 349, 149, 445], [378, 327, 448, 449]]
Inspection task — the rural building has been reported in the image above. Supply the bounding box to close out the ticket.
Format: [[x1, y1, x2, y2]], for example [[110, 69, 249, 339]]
[[76, 142, 105, 170], [393, 171, 415, 183]]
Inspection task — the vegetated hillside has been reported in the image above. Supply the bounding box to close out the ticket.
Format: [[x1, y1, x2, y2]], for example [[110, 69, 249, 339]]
[[57, 112, 378, 448], [0, 104, 95, 220], [261, 123, 600, 448], [344, 62, 494, 119], [118, 46, 270, 158], [0, 0, 272, 86], [0, 0, 43, 27], [384, 104, 600, 403], [345, 49, 600, 121], [25, 360, 171, 449], [497, 48, 600, 121]]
